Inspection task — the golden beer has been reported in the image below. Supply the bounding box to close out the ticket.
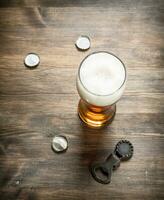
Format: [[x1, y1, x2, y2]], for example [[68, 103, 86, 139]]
[[78, 99, 116, 127], [76, 51, 126, 128]]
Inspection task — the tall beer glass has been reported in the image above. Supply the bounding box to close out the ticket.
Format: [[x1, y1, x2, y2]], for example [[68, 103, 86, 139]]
[[76, 51, 126, 128]]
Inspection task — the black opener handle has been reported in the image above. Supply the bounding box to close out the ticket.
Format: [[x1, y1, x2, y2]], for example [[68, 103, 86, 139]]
[[90, 153, 120, 184]]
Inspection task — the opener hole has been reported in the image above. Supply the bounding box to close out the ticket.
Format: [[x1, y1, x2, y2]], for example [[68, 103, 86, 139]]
[[95, 167, 108, 181]]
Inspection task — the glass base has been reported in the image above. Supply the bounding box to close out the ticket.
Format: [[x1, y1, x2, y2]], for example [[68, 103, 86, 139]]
[[78, 99, 116, 128]]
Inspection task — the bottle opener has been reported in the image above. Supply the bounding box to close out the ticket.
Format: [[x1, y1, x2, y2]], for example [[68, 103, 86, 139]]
[[90, 140, 134, 184]]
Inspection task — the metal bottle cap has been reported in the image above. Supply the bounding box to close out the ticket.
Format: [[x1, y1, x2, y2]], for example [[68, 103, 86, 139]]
[[52, 135, 68, 153], [115, 140, 134, 161], [24, 53, 40, 68], [75, 36, 91, 50]]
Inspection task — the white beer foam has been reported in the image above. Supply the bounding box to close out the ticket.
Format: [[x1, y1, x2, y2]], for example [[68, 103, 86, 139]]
[[77, 52, 126, 106]]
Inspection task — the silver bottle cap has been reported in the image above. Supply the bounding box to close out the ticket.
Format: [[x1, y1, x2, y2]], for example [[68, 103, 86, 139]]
[[52, 135, 68, 153], [75, 36, 91, 50], [24, 53, 40, 68]]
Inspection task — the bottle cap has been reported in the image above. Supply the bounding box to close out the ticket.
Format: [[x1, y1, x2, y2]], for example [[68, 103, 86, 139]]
[[75, 36, 91, 50], [24, 53, 40, 68], [115, 140, 134, 161], [52, 135, 68, 153]]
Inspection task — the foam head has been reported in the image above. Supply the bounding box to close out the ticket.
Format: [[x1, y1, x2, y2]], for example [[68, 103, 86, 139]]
[[77, 52, 126, 106]]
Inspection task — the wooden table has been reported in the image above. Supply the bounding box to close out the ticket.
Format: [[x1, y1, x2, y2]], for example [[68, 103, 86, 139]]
[[0, 0, 164, 199]]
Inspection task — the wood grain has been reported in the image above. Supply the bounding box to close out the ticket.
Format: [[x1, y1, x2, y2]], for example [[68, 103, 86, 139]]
[[0, 0, 164, 200]]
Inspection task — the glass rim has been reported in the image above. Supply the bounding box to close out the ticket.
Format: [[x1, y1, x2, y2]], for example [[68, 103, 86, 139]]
[[78, 51, 127, 97]]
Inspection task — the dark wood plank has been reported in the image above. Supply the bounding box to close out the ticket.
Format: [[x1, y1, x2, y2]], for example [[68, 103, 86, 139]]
[[0, 7, 163, 65], [0, 93, 163, 114], [0, 0, 163, 8], [0, 132, 164, 199], [0, 0, 164, 200], [0, 67, 164, 94]]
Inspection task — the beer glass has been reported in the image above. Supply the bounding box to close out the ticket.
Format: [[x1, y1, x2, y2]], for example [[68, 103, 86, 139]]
[[76, 51, 126, 128]]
